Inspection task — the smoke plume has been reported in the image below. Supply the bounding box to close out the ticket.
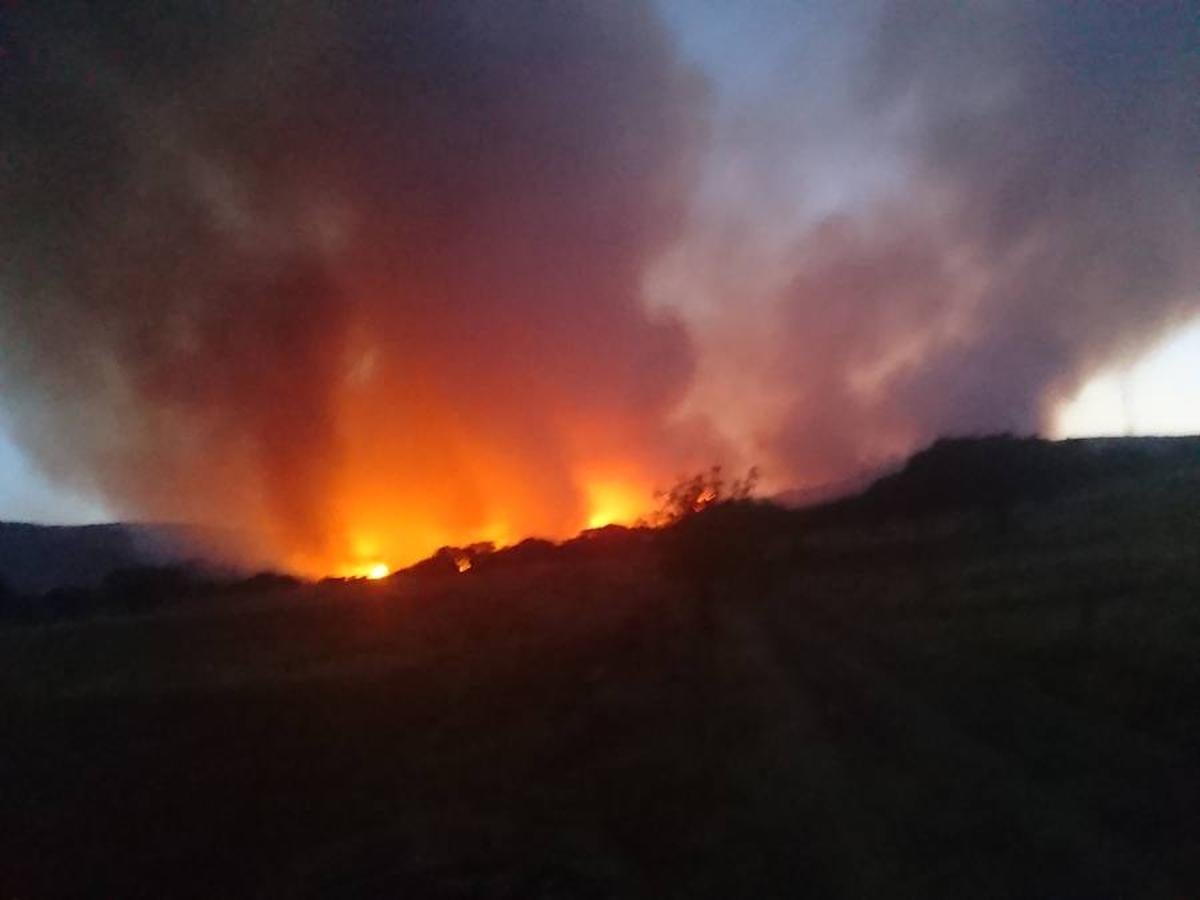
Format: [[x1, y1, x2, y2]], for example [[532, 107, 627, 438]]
[[658, 0, 1199, 487], [0, 1, 711, 571], [1, 1, 1197, 566]]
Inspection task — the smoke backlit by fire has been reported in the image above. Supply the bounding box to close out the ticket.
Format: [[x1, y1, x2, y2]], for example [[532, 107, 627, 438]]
[[0, 1, 1195, 575], [0, 1, 712, 576]]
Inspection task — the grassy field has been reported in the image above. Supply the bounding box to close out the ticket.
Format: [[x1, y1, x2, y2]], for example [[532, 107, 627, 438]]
[[4, 469, 1200, 898]]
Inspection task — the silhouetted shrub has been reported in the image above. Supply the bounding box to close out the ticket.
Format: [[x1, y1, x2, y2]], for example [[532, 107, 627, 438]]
[[645, 466, 759, 527], [409, 543, 495, 577]]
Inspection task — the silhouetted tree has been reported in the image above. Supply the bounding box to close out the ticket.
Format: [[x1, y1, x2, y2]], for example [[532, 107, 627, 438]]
[[652, 467, 797, 641], [645, 465, 759, 527], [409, 543, 496, 577]]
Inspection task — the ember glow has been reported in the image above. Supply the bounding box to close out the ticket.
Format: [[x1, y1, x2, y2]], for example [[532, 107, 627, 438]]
[[584, 479, 648, 531], [692, 486, 718, 514]]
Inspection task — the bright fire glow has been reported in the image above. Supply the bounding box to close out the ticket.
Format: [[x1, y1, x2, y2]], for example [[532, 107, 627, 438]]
[[584, 479, 645, 529], [329, 558, 391, 580], [280, 462, 657, 579]]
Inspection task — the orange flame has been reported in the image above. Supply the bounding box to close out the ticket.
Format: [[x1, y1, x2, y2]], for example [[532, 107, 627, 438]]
[[279, 459, 657, 579], [584, 479, 644, 529]]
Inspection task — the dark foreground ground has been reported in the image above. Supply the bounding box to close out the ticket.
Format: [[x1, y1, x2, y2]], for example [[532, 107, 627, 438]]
[[4, 469, 1200, 898]]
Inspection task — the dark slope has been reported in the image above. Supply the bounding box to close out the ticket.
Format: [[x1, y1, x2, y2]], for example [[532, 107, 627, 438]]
[[0, 522, 248, 594], [4, 438, 1200, 897], [0, 522, 145, 594], [808, 434, 1200, 525]]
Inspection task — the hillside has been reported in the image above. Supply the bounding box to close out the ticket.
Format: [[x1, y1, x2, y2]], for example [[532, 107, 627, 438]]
[[0, 522, 172, 595], [2, 435, 1194, 601], [4, 436, 1200, 897], [809, 434, 1200, 523], [0, 522, 247, 595]]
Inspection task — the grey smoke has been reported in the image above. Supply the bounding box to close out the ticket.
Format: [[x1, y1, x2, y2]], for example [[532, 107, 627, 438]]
[[0, 0, 1196, 550], [661, 0, 1199, 487]]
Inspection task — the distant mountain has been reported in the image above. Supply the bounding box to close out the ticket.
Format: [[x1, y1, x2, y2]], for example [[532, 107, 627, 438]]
[[0, 522, 245, 594], [830, 434, 1200, 522]]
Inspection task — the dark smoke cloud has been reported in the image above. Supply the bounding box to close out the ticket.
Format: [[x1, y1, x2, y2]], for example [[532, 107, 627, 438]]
[[2, 0, 1197, 545], [768, 0, 1200, 482], [0, 1, 709, 565], [656, 0, 1199, 489]]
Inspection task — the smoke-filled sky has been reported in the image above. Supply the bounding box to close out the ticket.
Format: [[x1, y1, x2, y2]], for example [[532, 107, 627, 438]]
[[1, 1, 1197, 571]]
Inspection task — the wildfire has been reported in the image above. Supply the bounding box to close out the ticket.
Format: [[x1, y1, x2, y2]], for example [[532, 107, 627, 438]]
[[693, 486, 718, 512], [284, 471, 654, 580], [584, 479, 645, 529], [326, 559, 391, 580]]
